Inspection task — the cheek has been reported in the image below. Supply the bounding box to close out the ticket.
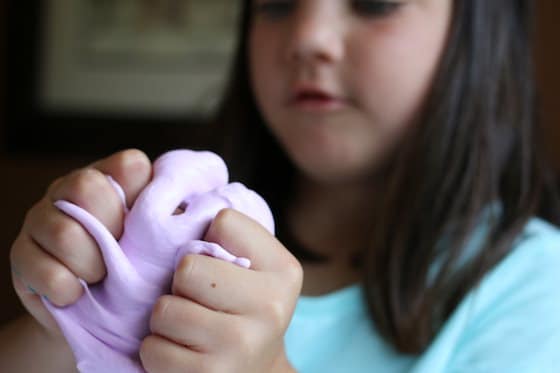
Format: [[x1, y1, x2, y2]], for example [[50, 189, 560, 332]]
[[353, 21, 449, 132], [249, 33, 280, 122]]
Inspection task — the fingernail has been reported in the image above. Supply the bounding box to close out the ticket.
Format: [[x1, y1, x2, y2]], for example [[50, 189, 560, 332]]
[[27, 285, 38, 295], [11, 266, 22, 278]]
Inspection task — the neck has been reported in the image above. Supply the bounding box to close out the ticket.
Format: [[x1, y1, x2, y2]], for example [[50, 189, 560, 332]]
[[287, 174, 377, 262], [286, 174, 378, 295]]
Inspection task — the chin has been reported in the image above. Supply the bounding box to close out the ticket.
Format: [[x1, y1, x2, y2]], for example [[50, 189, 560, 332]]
[[296, 158, 378, 186], [285, 137, 385, 184]]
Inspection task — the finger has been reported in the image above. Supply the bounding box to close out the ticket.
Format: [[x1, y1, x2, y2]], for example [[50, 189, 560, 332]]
[[26, 199, 105, 283], [150, 295, 234, 353], [140, 335, 205, 373], [11, 270, 62, 335], [47, 166, 126, 239], [173, 254, 276, 315], [89, 149, 152, 208], [205, 209, 301, 273], [10, 233, 83, 306]]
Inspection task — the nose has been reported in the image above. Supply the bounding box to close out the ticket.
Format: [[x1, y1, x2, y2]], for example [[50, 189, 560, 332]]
[[285, 3, 345, 65]]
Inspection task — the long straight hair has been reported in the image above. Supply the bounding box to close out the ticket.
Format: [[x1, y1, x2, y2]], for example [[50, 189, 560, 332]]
[[210, 0, 558, 353]]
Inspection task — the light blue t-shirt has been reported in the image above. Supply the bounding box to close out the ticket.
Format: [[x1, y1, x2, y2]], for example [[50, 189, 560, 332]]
[[285, 218, 560, 372]]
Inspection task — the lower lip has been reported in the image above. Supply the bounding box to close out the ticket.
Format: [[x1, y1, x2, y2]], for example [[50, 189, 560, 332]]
[[291, 97, 348, 112]]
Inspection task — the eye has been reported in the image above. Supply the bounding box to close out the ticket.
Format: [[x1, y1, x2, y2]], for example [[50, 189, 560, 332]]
[[351, 0, 402, 17], [254, 0, 295, 20]]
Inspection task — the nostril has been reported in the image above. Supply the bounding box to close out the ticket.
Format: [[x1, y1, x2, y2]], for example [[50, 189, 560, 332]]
[[172, 201, 188, 216]]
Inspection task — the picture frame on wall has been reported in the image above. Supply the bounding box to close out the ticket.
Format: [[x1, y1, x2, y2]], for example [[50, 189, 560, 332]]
[[39, 0, 240, 118], [4, 0, 241, 156]]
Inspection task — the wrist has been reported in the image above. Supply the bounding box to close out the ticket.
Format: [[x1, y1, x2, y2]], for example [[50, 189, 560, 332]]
[[26, 315, 65, 346], [0, 315, 76, 372]]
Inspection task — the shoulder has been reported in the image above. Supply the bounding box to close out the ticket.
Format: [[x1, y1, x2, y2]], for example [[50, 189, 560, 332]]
[[442, 217, 560, 371], [492, 217, 560, 288], [471, 217, 560, 316], [517, 216, 560, 253]]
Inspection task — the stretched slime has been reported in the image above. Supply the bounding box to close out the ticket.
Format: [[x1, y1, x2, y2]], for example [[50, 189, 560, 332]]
[[43, 150, 275, 373]]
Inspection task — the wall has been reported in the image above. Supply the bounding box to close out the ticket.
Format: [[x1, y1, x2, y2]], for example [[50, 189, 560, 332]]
[[0, 1, 203, 326], [0, 1, 93, 324]]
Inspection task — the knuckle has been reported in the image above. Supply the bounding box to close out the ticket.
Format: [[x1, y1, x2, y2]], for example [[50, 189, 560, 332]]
[[49, 218, 86, 256], [42, 268, 76, 304], [263, 297, 289, 330], [78, 264, 104, 286], [9, 234, 25, 266], [209, 208, 237, 234], [235, 326, 257, 359], [203, 362, 223, 373], [150, 295, 172, 328], [23, 199, 51, 235], [23, 200, 42, 225], [51, 168, 111, 208], [68, 168, 108, 200], [9, 235, 33, 280], [188, 358, 219, 373], [215, 207, 237, 222], [224, 319, 257, 357], [110, 149, 152, 205], [174, 255, 197, 291], [83, 265, 105, 284], [116, 149, 151, 172], [46, 176, 64, 195], [139, 336, 159, 372], [43, 217, 104, 284], [285, 257, 304, 289], [83, 265, 107, 284]]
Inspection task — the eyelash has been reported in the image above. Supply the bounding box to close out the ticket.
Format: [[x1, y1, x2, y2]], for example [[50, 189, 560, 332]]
[[254, 1, 402, 20], [253, 1, 294, 19], [351, 0, 402, 17]]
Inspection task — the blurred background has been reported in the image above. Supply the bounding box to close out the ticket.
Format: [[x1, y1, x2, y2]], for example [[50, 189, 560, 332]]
[[1, 1, 559, 327]]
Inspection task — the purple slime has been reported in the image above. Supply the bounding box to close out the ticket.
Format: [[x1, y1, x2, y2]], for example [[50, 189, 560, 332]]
[[43, 150, 275, 373]]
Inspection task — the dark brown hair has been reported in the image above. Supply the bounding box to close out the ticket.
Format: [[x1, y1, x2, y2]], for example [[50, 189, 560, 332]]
[[210, 0, 558, 354]]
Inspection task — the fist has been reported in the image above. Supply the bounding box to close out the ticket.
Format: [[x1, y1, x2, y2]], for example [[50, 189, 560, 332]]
[[9, 149, 152, 336], [140, 209, 303, 373]]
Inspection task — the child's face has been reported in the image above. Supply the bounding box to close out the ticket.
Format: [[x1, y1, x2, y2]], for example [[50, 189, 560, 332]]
[[249, 0, 452, 184]]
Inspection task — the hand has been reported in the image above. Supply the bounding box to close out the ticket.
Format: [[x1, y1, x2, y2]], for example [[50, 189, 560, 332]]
[[9, 149, 152, 337], [140, 209, 303, 373]]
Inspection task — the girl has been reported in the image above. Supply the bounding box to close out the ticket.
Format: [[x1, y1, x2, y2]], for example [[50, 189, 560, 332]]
[[2, 0, 560, 371]]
